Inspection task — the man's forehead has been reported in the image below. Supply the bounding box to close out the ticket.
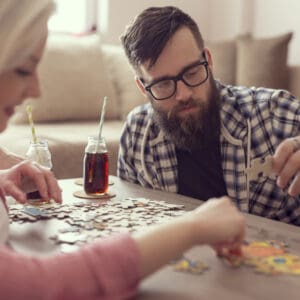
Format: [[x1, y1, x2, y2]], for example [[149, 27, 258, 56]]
[[139, 28, 202, 81]]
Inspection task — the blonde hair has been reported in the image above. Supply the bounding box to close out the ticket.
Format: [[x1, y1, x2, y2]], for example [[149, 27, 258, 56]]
[[0, 0, 55, 74]]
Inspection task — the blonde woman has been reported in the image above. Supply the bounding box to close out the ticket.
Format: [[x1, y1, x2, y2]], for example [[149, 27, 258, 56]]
[[0, 0, 62, 205], [0, 1, 245, 299]]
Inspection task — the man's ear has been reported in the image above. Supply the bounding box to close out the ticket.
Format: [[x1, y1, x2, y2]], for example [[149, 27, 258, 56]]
[[204, 47, 213, 70], [135, 76, 148, 98]]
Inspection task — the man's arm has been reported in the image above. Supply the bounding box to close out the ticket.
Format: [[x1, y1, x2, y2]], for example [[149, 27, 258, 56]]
[[117, 121, 139, 183]]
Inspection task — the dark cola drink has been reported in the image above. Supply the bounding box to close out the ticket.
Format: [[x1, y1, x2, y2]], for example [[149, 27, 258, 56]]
[[84, 152, 109, 195], [26, 190, 41, 200]]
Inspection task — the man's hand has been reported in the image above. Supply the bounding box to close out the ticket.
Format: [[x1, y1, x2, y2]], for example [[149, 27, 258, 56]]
[[273, 136, 300, 196], [0, 160, 62, 204]]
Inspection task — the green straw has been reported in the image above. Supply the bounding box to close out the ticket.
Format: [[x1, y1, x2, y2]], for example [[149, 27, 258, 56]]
[[26, 105, 38, 144]]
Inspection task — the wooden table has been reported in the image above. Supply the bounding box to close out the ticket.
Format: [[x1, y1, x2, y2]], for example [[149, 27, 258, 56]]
[[9, 176, 300, 300]]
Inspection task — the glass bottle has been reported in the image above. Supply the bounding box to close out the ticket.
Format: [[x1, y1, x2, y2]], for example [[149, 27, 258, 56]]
[[83, 136, 109, 195], [25, 139, 53, 169], [25, 139, 52, 199]]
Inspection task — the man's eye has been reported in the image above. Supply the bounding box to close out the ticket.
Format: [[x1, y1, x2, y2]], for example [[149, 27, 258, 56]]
[[185, 66, 201, 78], [16, 69, 32, 77], [155, 80, 173, 89]]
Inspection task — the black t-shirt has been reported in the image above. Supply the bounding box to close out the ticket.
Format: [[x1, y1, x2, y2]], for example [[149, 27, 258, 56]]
[[176, 142, 227, 201]]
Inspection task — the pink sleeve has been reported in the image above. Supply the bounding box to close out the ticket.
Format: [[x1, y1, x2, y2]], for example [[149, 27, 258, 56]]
[[0, 233, 140, 300]]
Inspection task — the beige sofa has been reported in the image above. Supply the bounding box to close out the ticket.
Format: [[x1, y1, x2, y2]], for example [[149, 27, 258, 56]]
[[0, 34, 146, 178], [0, 32, 300, 179]]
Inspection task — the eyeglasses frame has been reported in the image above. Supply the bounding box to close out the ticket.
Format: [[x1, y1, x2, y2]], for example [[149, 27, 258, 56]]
[[140, 52, 209, 101]]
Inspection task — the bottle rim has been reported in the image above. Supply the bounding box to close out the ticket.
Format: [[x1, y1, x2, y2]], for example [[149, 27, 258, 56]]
[[88, 136, 105, 142], [29, 139, 49, 146]]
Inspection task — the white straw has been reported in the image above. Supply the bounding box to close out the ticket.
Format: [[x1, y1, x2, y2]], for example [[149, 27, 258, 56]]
[[98, 96, 107, 140], [26, 105, 41, 163]]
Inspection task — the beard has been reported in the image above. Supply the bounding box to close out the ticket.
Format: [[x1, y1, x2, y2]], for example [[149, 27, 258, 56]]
[[151, 77, 221, 151]]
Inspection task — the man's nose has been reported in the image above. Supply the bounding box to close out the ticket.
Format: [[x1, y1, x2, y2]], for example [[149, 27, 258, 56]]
[[174, 80, 192, 102]]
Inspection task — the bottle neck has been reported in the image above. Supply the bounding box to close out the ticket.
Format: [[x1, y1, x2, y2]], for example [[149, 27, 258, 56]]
[[86, 136, 107, 153]]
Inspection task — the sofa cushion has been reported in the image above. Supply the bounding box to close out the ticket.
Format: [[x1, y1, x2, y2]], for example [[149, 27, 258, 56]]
[[0, 121, 124, 178], [102, 45, 146, 120], [288, 66, 300, 99], [11, 34, 119, 124], [236, 32, 293, 89], [206, 39, 236, 85]]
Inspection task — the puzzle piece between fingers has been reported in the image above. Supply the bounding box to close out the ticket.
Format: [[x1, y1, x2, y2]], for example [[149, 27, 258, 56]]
[[245, 156, 273, 181]]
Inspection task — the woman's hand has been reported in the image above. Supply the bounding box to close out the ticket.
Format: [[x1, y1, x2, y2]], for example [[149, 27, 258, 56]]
[[188, 196, 245, 250], [0, 160, 62, 204], [135, 196, 245, 278]]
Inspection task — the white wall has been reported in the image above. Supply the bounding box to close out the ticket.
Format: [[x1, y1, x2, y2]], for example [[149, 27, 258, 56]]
[[98, 0, 300, 65], [252, 0, 300, 65], [98, 0, 210, 44], [207, 0, 253, 41]]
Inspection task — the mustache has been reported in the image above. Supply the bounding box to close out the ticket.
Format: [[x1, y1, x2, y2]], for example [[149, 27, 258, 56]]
[[167, 98, 200, 120]]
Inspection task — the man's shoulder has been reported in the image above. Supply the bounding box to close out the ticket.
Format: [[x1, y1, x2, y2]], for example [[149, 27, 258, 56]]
[[219, 81, 299, 117], [123, 103, 156, 135], [126, 103, 153, 122], [123, 103, 164, 141]]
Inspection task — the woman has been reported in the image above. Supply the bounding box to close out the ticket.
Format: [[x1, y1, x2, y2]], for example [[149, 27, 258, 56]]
[[0, 1, 62, 206], [0, 1, 245, 299], [0, 0, 62, 243]]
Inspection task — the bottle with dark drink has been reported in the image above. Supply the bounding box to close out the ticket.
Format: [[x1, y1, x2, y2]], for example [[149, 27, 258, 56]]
[[25, 139, 52, 200], [83, 136, 109, 195]]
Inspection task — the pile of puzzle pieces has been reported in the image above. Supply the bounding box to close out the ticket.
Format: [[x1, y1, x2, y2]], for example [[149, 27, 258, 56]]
[[9, 197, 185, 252]]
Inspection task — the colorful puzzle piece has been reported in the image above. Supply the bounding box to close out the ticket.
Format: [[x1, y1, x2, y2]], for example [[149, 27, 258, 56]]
[[171, 256, 209, 275], [221, 240, 300, 275]]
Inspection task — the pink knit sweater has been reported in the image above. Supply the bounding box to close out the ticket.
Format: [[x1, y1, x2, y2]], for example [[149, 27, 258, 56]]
[[0, 234, 140, 300]]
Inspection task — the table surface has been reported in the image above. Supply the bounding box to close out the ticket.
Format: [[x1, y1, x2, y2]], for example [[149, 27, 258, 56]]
[[8, 176, 300, 300]]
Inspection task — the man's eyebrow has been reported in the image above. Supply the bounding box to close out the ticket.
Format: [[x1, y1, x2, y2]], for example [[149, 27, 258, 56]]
[[147, 58, 203, 85]]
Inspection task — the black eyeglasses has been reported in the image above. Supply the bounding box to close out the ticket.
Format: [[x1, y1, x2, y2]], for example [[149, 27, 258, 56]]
[[140, 55, 209, 101]]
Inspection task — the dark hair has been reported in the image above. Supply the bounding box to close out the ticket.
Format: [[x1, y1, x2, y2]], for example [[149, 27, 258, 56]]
[[120, 6, 204, 71]]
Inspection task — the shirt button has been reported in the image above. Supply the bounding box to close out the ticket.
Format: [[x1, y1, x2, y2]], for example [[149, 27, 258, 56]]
[[152, 178, 158, 185]]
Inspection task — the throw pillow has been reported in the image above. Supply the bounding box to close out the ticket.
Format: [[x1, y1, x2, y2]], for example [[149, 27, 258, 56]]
[[236, 32, 293, 89], [206, 39, 237, 85], [102, 45, 146, 120], [11, 33, 119, 124]]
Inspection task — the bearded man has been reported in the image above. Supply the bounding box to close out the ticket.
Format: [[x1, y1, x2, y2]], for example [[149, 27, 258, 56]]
[[118, 6, 300, 225]]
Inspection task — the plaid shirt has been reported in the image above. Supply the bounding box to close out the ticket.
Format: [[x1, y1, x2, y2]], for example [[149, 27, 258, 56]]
[[118, 81, 300, 225]]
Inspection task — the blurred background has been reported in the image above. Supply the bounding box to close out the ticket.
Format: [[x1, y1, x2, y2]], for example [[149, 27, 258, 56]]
[[49, 0, 300, 66]]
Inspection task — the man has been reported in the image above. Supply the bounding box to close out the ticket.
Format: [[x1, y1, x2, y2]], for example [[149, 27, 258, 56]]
[[118, 6, 300, 225]]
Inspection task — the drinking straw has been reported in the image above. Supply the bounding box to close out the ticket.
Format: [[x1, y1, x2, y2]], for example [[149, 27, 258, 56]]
[[95, 96, 107, 153], [98, 96, 107, 140], [26, 105, 40, 163], [26, 105, 38, 144]]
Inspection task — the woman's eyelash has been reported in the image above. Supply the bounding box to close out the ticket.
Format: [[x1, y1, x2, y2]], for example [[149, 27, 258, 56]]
[[16, 69, 32, 77]]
